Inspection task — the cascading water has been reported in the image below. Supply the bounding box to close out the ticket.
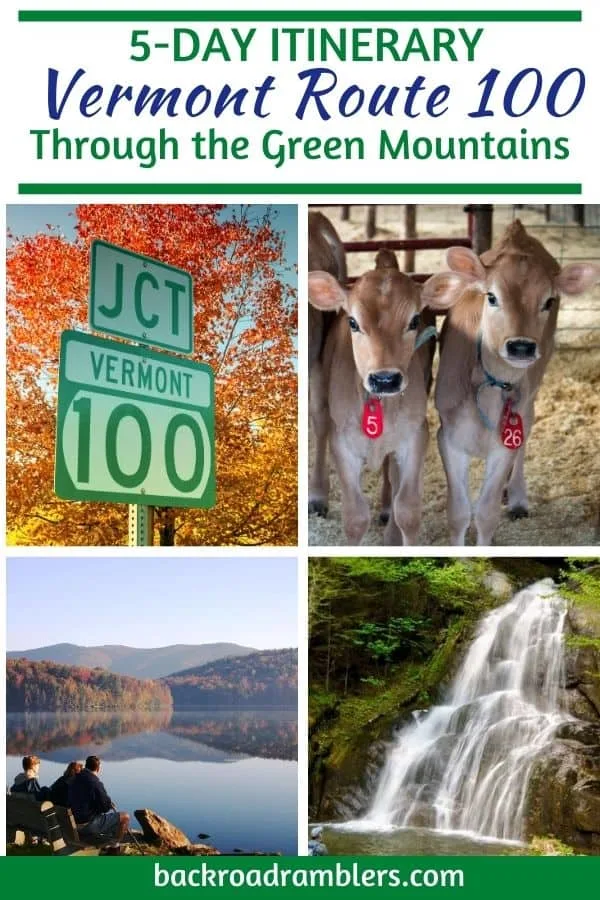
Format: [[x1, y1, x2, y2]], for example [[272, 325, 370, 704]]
[[361, 579, 568, 843]]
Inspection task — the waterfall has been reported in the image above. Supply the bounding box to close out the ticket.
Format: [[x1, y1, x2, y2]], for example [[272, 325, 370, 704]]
[[362, 579, 568, 842]]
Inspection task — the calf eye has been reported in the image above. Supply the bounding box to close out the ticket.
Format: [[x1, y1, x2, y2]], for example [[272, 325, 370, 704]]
[[542, 296, 557, 311], [348, 316, 360, 333], [408, 314, 421, 331], [486, 292, 499, 307]]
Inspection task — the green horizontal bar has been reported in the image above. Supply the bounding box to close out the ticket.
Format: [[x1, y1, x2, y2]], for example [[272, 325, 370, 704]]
[[18, 10, 582, 23], [19, 183, 582, 195]]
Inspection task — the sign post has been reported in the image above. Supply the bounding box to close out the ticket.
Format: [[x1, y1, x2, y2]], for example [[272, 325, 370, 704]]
[[54, 240, 208, 546], [128, 504, 154, 547]]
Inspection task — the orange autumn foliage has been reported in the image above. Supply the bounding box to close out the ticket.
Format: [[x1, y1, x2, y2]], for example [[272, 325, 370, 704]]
[[7, 204, 297, 546]]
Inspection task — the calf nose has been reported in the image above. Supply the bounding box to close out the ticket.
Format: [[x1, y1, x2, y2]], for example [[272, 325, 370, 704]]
[[368, 370, 402, 395], [506, 338, 537, 360]]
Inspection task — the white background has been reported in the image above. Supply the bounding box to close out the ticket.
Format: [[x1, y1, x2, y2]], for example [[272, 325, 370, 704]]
[[1, 0, 599, 197]]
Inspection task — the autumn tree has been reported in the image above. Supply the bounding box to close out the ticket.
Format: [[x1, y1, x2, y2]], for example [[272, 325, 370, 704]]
[[7, 204, 297, 545], [7, 658, 173, 711]]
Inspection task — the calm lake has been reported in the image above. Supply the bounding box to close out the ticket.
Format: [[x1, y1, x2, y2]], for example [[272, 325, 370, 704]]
[[7, 709, 297, 854]]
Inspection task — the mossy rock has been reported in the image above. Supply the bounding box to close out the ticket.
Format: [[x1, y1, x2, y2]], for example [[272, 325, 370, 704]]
[[529, 836, 576, 856]]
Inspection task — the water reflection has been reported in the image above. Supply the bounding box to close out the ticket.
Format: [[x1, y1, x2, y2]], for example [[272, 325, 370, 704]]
[[7, 708, 297, 761]]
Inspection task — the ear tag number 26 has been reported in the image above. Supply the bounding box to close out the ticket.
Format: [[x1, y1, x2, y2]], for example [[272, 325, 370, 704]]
[[500, 400, 524, 450], [362, 397, 384, 439]]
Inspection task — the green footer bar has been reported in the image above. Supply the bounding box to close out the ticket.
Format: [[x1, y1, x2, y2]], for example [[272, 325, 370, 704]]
[[2, 856, 600, 897], [18, 183, 582, 196]]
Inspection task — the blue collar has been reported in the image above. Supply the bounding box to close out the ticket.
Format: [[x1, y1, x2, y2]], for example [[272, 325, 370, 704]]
[[415, 324, 437, 351], [476, 333, 513, 393], [475, 333, 518, 430]]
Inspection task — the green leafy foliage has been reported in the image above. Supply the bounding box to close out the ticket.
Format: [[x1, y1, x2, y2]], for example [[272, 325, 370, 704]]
[[561, 559, 600, 611], [309, 557, 492, 698]]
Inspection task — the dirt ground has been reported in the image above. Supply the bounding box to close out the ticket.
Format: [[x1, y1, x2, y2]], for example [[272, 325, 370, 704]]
[[308, 205, 600, 547]]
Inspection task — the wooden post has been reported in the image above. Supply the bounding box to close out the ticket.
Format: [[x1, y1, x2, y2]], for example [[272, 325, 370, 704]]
[[366, 205, 377, 238], [469, 205, 494, 255], [404, 205, 417, 273], [340, 206, 350, 221]]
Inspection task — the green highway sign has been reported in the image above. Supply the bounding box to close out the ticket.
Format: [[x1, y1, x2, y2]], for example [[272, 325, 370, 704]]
[[90, 240, 193, 354], [54, 331, 215, 508]]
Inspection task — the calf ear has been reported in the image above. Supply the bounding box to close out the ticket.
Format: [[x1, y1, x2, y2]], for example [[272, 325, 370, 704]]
[[556, 262, 600, 296], [308, 271, 347, 311], [421, 272, 471, 311], [447, 246, 486, 282]]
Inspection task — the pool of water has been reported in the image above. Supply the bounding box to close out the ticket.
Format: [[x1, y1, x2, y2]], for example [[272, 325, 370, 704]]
[[314, 825, 526, 856]]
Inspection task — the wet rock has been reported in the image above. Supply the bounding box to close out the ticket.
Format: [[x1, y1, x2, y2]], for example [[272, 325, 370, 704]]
[[556, 721, 600, 746], [321, 740, 387, 821], [567, 600, 600, 639], [403, 802, 436, 829], [525, 740, 600, 852], [580, 683, 600, 719], [572, 780, 600, 833], [561, 687, 600, 723], [562, 600, 600, 721], [408, 735, 456, 784], [484, 571, 514, 601], [134, 809, 191, 850]]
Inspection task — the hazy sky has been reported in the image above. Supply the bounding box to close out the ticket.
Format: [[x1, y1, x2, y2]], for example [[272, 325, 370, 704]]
[[7, 557, 297, 650]]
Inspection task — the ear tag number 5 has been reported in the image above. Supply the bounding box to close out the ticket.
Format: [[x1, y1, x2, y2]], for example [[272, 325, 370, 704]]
[[362, 397, 384, 439]]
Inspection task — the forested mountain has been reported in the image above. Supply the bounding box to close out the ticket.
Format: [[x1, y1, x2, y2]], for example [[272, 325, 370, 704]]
[[7, 649, 298, 711], [163, 649, 298, 707], [7, 659, 172, 711], [6, 642, 257, 678]]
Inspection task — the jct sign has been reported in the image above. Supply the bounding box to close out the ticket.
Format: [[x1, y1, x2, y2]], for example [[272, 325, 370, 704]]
[[90, 240, 193, 353], [54, 331, 215, 508]]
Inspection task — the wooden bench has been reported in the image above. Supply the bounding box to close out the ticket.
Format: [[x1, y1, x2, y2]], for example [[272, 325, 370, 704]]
[[7, 794, 104, 855]]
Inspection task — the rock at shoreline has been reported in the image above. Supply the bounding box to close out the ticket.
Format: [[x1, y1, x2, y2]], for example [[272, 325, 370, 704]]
[[173, 843, 221, 856], [134, 809, 193, 851]]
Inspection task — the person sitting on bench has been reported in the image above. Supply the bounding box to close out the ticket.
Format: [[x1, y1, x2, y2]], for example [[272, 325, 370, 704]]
[[68, 755, 130, 841], [11, 755, 51, 801], [49, 761, 83, 808]]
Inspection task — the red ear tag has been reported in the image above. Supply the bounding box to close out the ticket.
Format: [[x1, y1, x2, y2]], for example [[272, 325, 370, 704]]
[[500, 399, 524, 451], [362, 397, 384, 439]]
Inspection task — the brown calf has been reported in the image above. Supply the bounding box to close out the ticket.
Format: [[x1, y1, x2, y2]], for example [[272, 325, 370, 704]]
[[308, 262, 449, 545], [308, 212, 347, 516], [432, 219, 600, 545]]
